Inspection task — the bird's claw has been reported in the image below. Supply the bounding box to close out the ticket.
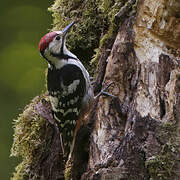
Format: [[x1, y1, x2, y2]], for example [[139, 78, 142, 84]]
[[94, 82, 116, 99]]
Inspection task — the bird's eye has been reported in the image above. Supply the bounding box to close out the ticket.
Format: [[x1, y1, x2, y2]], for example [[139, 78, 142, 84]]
[[55, 36, 60, 40]]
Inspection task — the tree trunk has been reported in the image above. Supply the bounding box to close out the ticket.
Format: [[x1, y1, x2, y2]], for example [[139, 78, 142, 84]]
[[11, 0, 180, 179], [81, 0, 180, 179]]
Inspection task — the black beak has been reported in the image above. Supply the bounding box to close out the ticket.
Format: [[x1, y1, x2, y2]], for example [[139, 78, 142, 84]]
[[62, 21, 75, 37], [59, 21, 75, 55]]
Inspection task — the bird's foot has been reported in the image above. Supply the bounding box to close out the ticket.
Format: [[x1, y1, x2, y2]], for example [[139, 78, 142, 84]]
[[94, 82, 116, 99]]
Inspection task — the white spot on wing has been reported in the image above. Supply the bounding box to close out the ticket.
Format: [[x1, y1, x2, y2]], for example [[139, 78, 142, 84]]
[[54, 114, 61, 122], [68, 80, 80, 94], [72, 120, 76, 125], [74, 96, 79, 103], [70, 99, 74, 105], [61, 80, 80, 96], [69, 96, 79, 105], [67, 131, 71, 137], [72, 108, 79, 115], [63, 109, 73, 116], [59, 109, 64, 113]]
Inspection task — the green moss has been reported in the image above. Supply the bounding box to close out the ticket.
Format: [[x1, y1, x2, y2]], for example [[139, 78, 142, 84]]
[[48, 0, 103, 66], [11, 95, 50, 180], [48, 0, 128, 69], [146, 122, 178, 180], [11, 162, 29, 180], [64, 159, 73, 180], [146, 145, 175, 179]]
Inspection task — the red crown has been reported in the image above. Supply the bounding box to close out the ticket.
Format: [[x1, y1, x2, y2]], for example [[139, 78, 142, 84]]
[[39, 32, 57, 52]]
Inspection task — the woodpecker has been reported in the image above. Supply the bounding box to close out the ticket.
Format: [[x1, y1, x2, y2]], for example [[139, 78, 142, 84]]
[[38, 22, 94, 157]]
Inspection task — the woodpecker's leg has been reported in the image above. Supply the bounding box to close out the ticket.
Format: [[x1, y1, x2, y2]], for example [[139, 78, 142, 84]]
[[94, 82, 116, 99]]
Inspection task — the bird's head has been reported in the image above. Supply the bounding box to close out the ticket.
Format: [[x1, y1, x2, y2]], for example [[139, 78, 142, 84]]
[[38, 22, 75, 64]]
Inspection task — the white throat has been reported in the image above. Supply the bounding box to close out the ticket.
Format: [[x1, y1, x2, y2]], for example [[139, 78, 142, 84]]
[[45, 45, 77, 69]]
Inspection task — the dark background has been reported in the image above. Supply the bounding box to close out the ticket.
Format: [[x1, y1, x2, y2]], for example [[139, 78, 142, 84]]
[[0, 1, 52, 179]]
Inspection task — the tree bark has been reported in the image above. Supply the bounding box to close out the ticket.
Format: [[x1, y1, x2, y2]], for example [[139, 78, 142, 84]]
[[82, 0, 180, 179], [11, 0, 180, 179]]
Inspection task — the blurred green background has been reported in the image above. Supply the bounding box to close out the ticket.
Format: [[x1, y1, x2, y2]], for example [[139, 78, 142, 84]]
[[0, 1, 52, 179]]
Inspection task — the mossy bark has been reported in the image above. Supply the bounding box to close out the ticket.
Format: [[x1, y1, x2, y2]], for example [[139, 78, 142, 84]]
[[11, 0, 180, 179]]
